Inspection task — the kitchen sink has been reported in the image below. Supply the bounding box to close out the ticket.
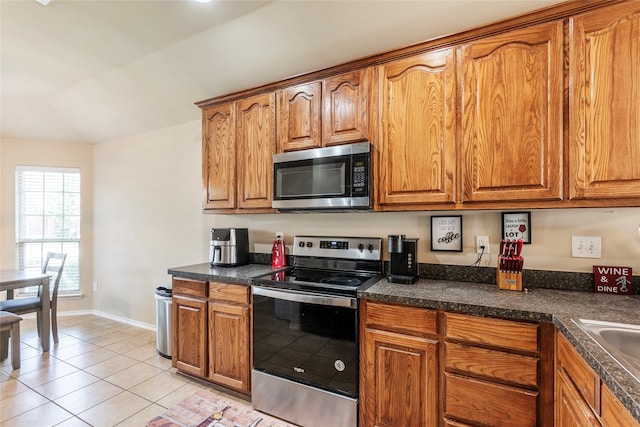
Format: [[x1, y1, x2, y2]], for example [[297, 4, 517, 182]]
[[574, 319, 640, 382]]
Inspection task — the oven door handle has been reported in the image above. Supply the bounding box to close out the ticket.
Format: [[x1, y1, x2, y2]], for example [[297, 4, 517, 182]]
[[252, 286, 357, 309]]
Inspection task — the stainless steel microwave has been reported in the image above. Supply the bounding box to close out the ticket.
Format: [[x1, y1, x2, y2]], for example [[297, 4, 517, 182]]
[[272, 142, 372, 211]]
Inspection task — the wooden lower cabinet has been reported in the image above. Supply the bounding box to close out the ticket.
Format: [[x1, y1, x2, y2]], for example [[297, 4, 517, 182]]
[[172, 295, 207, 377], [600, 382, 639, 427], [443, 312, 552, 427], [556, 369, 601, 427], [360, 302, 560, 427], [172, 278, 251, 395], [360, 300, 439, 427], [362, 328, 439, 427], [555, 332, 639, 427], [208, 301, 250, 394], [445, 373, 538, 427]]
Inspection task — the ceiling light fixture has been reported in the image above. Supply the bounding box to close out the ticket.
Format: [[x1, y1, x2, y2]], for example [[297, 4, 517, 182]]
[[35, 0, 54, 5]]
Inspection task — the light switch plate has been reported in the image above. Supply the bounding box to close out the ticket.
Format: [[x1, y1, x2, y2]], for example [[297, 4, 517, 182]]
[[571, 236, 601, 258]]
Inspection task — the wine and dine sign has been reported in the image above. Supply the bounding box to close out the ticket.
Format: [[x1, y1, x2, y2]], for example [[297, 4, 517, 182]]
[[593, 265, 633, 295]]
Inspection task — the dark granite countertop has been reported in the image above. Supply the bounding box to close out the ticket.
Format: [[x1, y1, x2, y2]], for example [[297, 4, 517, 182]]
[[167, 263, 281, 285], [167, 263, 639, 421], [359, 278, 640, 423]]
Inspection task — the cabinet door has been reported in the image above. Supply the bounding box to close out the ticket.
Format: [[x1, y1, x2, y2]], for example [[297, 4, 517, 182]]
[[277, 82, 322, 152], [555, 370, 601, 427], [569, 2, 640, 200], [237, 93, 276, 209], [202, 103, 236, 210], [378, 49, 456, 206], [361, 328, 439, 427], [322, 68, 373, 146], [600, 383, 640, 427], [208, 301, 250, 394], [172, 296, 207, 377], [460, 21, 563, 203]]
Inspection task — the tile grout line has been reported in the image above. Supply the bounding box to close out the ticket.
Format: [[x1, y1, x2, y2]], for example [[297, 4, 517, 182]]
[[1, 314, 209, 426]]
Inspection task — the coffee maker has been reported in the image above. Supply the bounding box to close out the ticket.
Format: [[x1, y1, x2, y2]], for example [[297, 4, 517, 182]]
[[387, 235, 419, 284], [210, 228, 250, 266]]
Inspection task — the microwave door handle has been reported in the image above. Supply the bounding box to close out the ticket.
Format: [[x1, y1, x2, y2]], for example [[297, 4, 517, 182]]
[[252, 286, 356, 309]]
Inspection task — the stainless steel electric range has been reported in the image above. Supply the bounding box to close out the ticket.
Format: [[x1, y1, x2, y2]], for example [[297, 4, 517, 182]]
[[251, 235, 383, 427]]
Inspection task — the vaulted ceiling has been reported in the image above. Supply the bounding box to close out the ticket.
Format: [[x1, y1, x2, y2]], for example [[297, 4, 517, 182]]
[[0, 0, 563, 144]]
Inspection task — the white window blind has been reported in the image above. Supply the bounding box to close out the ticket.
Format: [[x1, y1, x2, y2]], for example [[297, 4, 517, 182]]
[[15, 166, 81, 294]]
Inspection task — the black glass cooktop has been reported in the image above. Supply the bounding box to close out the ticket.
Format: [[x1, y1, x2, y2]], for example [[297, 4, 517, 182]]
[[253, 267, 381, 297]]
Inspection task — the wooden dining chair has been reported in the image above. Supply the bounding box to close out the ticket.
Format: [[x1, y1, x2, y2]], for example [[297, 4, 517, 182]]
[[0, 252, 67, 344], [0, 311, 23, 370]]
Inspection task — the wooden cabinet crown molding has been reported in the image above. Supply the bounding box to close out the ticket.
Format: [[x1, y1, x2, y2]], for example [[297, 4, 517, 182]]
[[195, 0, 623, 110]]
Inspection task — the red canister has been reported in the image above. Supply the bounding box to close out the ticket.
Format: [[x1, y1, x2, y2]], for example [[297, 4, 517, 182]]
[[272, 239, 286, 268]]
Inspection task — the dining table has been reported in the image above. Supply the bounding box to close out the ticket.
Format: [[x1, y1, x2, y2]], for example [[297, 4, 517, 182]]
[[0, 270, 50, 352]]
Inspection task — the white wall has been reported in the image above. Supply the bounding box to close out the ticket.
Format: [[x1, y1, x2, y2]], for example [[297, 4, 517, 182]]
[[93, 121, 207, 324], [0, 138, 94, 313], [3, 126, 639, 327]]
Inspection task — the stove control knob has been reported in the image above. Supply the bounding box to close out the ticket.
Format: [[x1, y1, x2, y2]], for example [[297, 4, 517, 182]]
[[298, 241, 305, 248], [358, 243, 364, 252], [306, 241, 313, 248], [368, 244, 374, 252]]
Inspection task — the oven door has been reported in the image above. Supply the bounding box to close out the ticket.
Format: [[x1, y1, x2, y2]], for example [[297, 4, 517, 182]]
[[252, 285, 358, 398]]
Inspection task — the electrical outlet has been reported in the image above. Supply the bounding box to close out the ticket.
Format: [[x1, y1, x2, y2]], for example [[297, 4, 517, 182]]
[[476, 236, 490, 254], [571, 236, 601, 258], [275, 231, 284, 240], [93, 281, 98, 292]]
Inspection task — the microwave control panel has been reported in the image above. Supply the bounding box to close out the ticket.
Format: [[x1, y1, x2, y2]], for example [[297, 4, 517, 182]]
[[351, 154, 369, 195]]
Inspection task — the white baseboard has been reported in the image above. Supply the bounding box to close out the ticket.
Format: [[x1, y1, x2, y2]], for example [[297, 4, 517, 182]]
[[21, 310, 156, 331]]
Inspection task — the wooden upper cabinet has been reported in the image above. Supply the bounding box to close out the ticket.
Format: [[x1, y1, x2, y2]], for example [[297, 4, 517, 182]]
[[378, 49, 457, 207], [569, 1, 640, 200], [202, 103, 236, 210], [322, 68, 373, 146], [460, 21, 563, 203], [236, 93, 276, 209], [277, 82, 322, 152]]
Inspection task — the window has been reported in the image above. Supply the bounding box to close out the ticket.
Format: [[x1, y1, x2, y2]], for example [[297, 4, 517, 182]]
[[15, 166, 81, 294]]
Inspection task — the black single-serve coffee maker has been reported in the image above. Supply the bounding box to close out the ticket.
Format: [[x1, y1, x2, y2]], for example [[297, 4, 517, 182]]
[[387, 235, 419, 284]]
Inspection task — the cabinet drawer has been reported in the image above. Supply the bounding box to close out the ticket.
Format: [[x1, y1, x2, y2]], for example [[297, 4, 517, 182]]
[[173, 278, 207, 298], [445, 312, 538, 353], [363, 300, 437, 336], [444, 373, 538, 427], [209, 282, 249, 305], [556, 332, 598, 411], [445, 342, 538, 387]]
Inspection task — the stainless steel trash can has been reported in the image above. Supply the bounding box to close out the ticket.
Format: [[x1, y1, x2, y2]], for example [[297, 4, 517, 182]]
[[155, 286, 172, 358]]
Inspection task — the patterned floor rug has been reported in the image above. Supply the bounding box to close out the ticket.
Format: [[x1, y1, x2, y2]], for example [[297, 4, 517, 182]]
[[147, 390, 296, 427]]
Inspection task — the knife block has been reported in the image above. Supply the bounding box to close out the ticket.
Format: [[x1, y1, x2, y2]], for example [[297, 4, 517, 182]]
[[496, 258, 523, 291]]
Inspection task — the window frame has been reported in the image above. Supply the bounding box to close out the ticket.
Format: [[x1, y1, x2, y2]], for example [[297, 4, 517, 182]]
[[15, 166, 81, 295]]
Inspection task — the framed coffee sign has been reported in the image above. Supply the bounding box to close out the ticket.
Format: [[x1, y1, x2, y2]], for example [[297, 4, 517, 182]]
[[431, 215, 463, 252], [502, 211, 531, 244]]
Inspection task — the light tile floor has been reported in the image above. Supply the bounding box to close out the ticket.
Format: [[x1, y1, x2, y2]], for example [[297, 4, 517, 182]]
[[0, 314, 255, 426]]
